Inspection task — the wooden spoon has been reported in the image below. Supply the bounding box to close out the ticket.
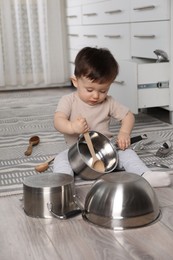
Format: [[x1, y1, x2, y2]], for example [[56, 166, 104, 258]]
[[35, 156, 55, 172], [84, 132, 105, 172], [24, 136, 40, 156]]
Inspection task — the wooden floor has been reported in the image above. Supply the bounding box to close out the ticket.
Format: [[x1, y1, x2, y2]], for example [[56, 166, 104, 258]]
[[1, 175, 173, 260]]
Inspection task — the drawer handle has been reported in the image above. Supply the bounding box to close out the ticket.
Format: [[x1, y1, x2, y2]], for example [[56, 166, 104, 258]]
[[134, 34, 155, 38], [105, 9, 122, 14], [133, 5, 155, 11], [83, 12, 97, 16], [67, 15, 78, 18], [68, 34, 79, 37], [83, 34, 97, 38], [114, 80, 124, 85], [104, 35, 121, 38]]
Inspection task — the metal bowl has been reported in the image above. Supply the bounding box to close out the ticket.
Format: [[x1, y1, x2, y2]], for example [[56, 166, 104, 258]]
[[82, 171, 160, 230]]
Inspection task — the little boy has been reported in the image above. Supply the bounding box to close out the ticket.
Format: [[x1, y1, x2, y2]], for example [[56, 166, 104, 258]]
[[53, 47, 171, 187]]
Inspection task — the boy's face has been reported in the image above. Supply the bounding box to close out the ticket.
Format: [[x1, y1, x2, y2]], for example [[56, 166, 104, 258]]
[[71, 76, 111, 106]]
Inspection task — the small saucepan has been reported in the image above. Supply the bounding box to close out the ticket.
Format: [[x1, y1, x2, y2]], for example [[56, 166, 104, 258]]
[[68, 131, 118, 180], [68, 131, 144, 180]]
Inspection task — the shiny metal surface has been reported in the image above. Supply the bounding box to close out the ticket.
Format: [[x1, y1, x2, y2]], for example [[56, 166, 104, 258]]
[[68, 131, 118, 180], [83, 172, 160, 229], [23, 173, 79, 218]]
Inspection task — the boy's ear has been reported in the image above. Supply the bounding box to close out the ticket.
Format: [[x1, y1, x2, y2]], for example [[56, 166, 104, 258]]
[[70, 76, 78, 88]]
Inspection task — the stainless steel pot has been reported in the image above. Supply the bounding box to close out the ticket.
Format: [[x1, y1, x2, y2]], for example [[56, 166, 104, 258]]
[[82, 171, 160, 229], [23, 173, 81, 219], [68, 131, 118, 180]]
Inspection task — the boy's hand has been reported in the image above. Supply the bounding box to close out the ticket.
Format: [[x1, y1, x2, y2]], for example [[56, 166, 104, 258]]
[[116, 131, 131, 150], [71, 116, 89, 134]]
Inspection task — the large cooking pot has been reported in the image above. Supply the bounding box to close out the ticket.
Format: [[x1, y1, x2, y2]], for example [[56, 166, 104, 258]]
[[82, 171, 160, 229], [68, 131, 118, 180], [23, 173, 81, 219]]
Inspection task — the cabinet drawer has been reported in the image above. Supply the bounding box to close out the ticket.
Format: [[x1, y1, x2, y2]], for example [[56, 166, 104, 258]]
[[101, 24, 130, 59], [109, 60, 169, 113], [131, 21, 170, 59], [137, 62, 169, 108], [130, 0, 170, 22], [82, 0, 130, 25], [81, 24, 130, 59], [67, 26, 84, 50], [138, 87, 169, 109], [66, 7, 82, 25], [81, 26, 101, 48]]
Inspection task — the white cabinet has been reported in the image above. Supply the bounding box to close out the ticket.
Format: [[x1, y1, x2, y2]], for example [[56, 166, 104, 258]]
[[65, 0, 173, 122]]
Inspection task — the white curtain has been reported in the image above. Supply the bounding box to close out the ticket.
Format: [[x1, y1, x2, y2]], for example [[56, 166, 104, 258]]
[[0, 0, 68, 88]]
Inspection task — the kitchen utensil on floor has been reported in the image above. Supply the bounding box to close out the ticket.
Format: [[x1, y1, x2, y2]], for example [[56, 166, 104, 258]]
[[135, 140, 172, 158], [23, 173, 81, 219], [147, 162, 170, 169], [68, 131, 118, 180], [84, 132, 105, 172], [155, 140, 172, 157], [82, 171, 160, 230], [35, 156, 55, 172], [131, 132, 167, 152], [24, 135, 40, 156]]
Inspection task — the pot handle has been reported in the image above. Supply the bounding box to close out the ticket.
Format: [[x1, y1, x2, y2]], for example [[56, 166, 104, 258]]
[[131, 134, 147, 144], [111, 134, 148, 146], [47, 202, 82, 220]]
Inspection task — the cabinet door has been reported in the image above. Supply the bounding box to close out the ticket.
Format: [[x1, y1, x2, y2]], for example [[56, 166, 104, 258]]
[[108, 60, 138, 113], [131, 21, 170, 59], [131, 0, 170, 22]]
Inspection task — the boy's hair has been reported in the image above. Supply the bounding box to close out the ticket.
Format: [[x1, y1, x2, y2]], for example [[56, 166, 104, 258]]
[[74, 47, 119, 83]]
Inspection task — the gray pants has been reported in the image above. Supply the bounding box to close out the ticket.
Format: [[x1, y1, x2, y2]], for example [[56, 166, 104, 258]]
[[53, 148, 149, 176]]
